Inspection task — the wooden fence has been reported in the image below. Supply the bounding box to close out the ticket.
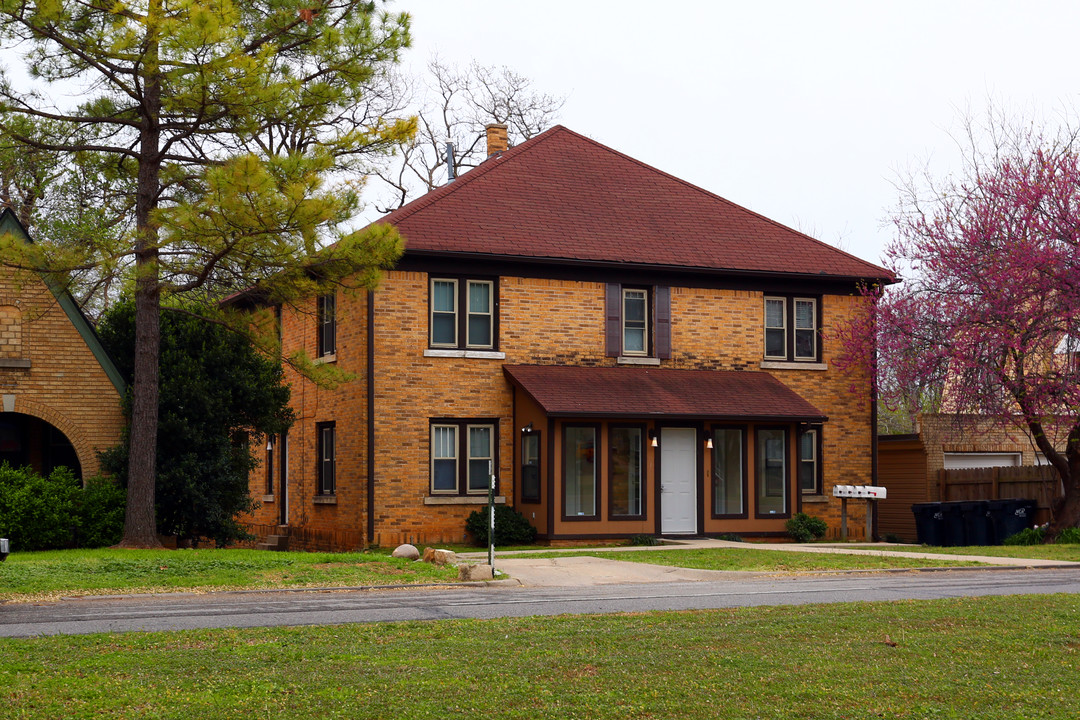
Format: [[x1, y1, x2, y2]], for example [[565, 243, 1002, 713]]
[[938, 465, 1063, 525]]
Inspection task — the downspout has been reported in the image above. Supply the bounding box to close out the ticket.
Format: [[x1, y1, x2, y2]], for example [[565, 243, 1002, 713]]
[[367, 290, 376, 544], [870, 298, 880, 541]]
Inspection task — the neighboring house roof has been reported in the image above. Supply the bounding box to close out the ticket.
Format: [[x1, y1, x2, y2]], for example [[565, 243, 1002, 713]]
[[0, 208, 126, 395], [384, 125, 892, 282], [503, 364, 827, 421]]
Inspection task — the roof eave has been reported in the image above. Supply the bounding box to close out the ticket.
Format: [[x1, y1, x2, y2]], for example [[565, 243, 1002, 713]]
[[405, 248, 896, 284]]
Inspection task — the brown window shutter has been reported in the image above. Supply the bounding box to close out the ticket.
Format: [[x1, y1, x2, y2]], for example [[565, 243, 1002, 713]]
[[655, 286, 671, 359], [605, 283, 621, 357]]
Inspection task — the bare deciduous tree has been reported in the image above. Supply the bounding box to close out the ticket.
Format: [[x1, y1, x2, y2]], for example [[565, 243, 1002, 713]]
[[370, 58, 565, 213]]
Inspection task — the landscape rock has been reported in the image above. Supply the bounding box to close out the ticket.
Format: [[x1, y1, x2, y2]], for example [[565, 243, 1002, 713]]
[[424, 548, 457, 566], [458, 563, 494, 581], [391, 543, 420, 560]]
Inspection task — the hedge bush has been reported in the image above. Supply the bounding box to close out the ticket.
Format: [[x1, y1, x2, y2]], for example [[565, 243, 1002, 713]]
[[0, 464, 81, 550], [465, 505, 537, 546], [0, 465, 125, 551], [785, 512, 828, 543]]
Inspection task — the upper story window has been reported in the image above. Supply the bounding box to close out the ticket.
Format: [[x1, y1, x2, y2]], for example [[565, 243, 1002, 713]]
[[317, 294, 336, 358], [605, 283, 670, 360], [622, 289, 649, 356], [764, 296, 819, 362], [430, 277, 497, 350]]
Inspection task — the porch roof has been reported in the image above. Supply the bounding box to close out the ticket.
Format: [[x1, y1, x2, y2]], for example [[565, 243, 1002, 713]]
[[503, 365, 827, 422]]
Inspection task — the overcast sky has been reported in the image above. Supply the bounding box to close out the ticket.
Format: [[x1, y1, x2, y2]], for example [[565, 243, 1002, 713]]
[[392, 0, 1080, 268]]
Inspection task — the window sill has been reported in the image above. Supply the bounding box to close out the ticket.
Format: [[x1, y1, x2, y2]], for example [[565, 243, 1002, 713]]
[[424, 349, 506, 360], [313, 495, 337, 505], [314, 353, 337, 365], [759, 360, 828, 371], [617, 356, 660, 366], [0, 358, 31, 369], [424, 495, 507, 505], [801, 494, 829, 503], [261, 494, 275, 503]]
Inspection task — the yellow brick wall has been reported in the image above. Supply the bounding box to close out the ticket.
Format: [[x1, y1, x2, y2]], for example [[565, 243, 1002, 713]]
[[0, 271, 124, 476], [251, 272, 874, 547]]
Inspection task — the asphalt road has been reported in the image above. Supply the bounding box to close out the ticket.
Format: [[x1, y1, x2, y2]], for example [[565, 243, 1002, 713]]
[[3, 567, 1079, 638]]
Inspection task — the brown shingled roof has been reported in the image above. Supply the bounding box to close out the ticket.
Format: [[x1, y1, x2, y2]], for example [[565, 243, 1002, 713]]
[[503, 365, 827, 421], [383, 126, 891, 281]]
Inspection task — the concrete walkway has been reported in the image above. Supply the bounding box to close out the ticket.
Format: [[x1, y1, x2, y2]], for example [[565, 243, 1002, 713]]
[[460, 538, 1080, 588]]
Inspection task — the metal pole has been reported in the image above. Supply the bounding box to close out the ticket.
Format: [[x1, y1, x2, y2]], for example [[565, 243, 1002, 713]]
[[487, 460, 495, 567], [840, 497, 848, 541]]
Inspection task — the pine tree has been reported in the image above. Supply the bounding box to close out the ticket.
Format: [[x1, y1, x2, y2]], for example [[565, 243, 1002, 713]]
[[0, 0, 413, 546]]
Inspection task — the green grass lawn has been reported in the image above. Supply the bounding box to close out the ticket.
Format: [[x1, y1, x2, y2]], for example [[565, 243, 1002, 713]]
[[503, 547, 985, 571], [1, 594, 1077, 718], [872, 544, 1080, 562], [0, 548, 460, 602]]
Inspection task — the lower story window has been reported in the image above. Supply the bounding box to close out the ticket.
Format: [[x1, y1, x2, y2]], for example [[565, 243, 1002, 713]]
[[431, 420, 497, 495], [756, 427, 787, 516], [317, 423, 335, 495], [521, 432, 541, 503], [712, 427, 745, 516], [563, 425, 597, 518], [265, 435, 275, 494], [610, 425, 644, 517], [799, 428, 821, 494]]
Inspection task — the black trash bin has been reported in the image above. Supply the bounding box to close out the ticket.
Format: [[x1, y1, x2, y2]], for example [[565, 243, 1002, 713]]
[[912, 502, 946, 545], [939, 501, 968, 547], [959, 500, 992, 545], [989, 498, 1037, 543]]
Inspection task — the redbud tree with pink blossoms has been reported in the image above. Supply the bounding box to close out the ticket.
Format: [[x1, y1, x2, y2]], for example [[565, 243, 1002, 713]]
[[837, 121, 1080, 539]]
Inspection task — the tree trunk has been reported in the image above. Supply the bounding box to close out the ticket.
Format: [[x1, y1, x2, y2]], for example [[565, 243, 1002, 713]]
[[1048, 487, 1080, 540], [118, 13, 163, 548]]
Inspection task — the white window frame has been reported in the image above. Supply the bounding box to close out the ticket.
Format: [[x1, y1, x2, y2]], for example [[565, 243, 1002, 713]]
[[793, 297, 817, 361], [764, 296, 788, 360], [466, 424, 493, 494], [622, 288, 649, 357], [798, 428, 819, 494], [430, 278, 459, 348], [431, 424, 459, 494], [465, 280, 494, 350]]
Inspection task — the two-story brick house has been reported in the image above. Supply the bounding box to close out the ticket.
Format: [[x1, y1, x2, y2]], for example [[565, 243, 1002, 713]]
[[244, 125, 891, 550]]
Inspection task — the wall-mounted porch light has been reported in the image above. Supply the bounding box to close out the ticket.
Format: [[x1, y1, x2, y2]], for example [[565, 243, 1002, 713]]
[[705, 436, 713, 450], [521, 422, 534, 434], [648, 429, 658, 448]]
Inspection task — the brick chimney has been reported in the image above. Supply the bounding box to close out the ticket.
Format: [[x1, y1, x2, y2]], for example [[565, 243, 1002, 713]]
[[485, 123, 508, 156]]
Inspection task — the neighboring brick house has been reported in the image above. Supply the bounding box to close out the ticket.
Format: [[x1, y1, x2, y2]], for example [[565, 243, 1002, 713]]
[[244, 125, 892, 549], [0, 209, 125, 478]]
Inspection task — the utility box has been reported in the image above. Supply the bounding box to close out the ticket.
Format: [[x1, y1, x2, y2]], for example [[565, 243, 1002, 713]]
[[0, 538, 9, 562]]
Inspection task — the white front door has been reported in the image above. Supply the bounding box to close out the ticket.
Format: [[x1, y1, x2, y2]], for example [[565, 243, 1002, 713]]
[[660, 427, 697, 534]]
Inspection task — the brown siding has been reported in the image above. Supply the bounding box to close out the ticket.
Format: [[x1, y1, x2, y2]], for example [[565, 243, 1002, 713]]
[[877, 439, 928, 542]]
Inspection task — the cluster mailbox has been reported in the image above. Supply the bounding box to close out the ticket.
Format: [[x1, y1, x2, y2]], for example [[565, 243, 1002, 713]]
[[832, 485, 887, 499], [832, 485, 887, 540]]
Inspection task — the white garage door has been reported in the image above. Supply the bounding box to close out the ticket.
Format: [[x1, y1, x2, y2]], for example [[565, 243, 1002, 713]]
[[942, 452, 1021, 469]]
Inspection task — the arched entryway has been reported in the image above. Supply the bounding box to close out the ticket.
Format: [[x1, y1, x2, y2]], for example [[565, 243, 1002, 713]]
[[0, 412, 82, 478]]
